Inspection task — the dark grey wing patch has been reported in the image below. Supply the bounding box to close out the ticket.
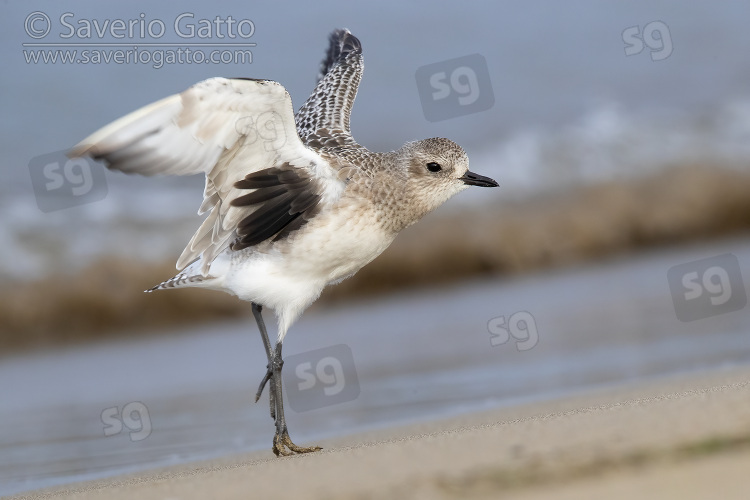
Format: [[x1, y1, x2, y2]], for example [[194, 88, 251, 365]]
[[230, 164, 322, 250]]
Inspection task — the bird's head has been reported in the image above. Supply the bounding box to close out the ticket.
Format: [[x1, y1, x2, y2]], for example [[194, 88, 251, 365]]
[[394, 138, 498, 221]]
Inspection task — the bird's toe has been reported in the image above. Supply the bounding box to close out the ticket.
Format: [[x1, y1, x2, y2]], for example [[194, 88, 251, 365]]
[[272, 430, 322, 456]]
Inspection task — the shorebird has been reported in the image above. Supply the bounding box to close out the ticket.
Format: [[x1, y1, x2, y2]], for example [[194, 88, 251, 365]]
[[70, 29, 498, 456]]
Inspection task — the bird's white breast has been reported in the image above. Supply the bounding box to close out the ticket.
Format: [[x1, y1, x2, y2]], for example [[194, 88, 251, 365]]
[[221, 197, 395, 312]]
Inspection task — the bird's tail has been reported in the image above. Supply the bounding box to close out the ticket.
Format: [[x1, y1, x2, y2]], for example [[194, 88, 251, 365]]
[[145, 258, 221, 292], [145, 272, 211, 292]]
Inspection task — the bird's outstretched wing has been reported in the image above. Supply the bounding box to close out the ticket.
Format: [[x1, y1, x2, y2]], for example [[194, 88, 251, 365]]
[[295, 29, 363, 148], [70, 77, 345, 273]]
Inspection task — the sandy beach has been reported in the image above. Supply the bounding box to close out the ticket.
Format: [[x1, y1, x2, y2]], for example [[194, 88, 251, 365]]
[[13, 365, 749, 500]]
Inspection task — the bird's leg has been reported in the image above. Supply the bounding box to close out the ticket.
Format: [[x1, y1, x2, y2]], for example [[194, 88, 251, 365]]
[[251, 303, 322, 456], [251, 303, 275, 420], [270, 341, 323, 456]]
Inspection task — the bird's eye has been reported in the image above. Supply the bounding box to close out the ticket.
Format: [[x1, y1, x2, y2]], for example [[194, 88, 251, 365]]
[[426, 162, 442, 172]]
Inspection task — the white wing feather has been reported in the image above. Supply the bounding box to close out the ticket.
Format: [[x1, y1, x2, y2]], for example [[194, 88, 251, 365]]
[[70, 77, 344, 273]]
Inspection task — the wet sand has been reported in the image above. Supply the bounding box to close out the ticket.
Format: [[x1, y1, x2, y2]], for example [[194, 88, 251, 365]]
[[15, 365, 750, 500]]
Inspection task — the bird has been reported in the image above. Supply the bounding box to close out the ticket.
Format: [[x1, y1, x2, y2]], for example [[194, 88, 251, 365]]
[[69, 28, 498, 456]]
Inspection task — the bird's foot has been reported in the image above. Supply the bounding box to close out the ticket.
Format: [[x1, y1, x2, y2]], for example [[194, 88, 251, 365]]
[[272, 428, 323, 457]]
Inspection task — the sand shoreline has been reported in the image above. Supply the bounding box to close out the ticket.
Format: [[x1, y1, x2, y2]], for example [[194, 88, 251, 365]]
[[15, 365, 750, 500]]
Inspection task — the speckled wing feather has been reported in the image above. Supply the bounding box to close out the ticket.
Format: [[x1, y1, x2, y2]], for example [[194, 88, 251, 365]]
[[70, 77, 345, 274], [295, 29, 363, 148]]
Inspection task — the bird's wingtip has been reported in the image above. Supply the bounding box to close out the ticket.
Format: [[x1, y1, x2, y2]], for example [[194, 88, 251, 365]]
[[317, 28, 362, 82], [330, 28, 361, 57], [67, 143, 92, 159]]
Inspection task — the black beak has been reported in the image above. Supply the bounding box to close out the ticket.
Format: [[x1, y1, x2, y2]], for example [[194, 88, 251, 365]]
[[460, 171, 499, 188]]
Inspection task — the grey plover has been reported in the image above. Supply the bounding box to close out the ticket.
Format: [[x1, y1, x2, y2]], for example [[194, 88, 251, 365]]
[[70, 29, 498, 456]]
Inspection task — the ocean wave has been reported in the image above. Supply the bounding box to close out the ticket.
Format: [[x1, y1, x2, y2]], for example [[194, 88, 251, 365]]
[[464, 98, 750, 205]]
